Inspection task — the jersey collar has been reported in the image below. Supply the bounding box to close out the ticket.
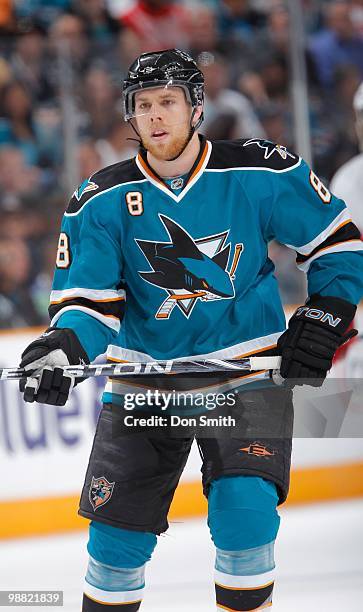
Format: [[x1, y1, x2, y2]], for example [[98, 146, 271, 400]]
[[135, 135, 212, 203]]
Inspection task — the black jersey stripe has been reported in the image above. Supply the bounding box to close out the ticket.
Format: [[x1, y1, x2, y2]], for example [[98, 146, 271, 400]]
[[207, 138, 299, 171], [296, 222, 361, 264], [49, 297, 125, 321]]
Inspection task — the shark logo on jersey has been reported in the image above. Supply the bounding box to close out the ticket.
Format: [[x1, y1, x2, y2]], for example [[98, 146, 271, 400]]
[[73, 178, 99, 201], [135, 215, 243, 319], [243, 138, 295, 161]]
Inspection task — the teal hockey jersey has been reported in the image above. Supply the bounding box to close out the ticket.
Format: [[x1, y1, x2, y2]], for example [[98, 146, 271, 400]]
[[49, 136, 363, 400]]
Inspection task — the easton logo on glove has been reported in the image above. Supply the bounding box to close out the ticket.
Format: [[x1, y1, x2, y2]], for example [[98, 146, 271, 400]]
[[277, 294, 357, 388], [294, 307, 341, 327]]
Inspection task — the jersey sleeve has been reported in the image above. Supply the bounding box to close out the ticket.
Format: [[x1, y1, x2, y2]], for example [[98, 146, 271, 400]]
[[263, 157, 363, 305], [48, 187, 125, 361]]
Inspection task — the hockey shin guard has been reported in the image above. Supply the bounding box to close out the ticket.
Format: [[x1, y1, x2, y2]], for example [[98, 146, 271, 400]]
[[215, 544, 275, 611], [208, 475, 280, 611], [82, 521, 157, 611], [83, 556, 144, 611]]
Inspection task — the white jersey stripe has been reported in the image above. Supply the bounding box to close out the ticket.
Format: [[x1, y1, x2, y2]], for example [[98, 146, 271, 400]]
[[50, 288, 125, 303], [106, 332, 281, 363], [51, 305, 121, 332], [285, 208, 351, 255], [297, 240, 363, 272]]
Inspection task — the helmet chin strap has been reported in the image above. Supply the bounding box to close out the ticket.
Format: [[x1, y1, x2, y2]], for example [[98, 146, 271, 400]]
[[127, 107, 202, 161], [127, 120, 143, 148]]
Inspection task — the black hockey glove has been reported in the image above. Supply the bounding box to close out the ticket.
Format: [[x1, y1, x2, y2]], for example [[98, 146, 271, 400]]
[[277, 294, 357, 388], [19, 327, 89, 405]]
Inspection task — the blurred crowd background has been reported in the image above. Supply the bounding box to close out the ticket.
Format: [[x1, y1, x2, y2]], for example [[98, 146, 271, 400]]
[[0, 0, 362, 328]]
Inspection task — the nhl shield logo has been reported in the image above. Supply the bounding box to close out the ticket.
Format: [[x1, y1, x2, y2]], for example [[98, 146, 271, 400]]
[[170, 177, 184, 190], [89, 476, 115, 511]]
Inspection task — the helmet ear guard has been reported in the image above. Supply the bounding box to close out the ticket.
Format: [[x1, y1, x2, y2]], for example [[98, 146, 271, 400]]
[[190, 105, 204, 131]]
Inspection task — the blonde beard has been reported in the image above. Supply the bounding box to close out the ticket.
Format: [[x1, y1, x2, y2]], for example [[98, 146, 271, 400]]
[[141, 130, 191, 161]]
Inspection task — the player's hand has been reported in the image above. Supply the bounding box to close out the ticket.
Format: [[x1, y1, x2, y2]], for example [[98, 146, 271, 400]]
[[19, 328, 89, 405], [277, 294, 357, 388]]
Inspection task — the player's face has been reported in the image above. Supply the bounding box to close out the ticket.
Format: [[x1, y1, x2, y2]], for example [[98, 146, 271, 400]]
[[134, 87, 194, 161]]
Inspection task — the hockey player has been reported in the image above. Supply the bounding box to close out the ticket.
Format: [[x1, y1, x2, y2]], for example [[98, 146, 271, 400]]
[[330, 82, 363, 366], [19, 50, 363, 611], [330, 81, 363, 233]]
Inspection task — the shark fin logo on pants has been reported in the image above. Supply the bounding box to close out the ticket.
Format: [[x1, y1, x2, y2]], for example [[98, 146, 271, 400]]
[[135, 215, 243, 319]]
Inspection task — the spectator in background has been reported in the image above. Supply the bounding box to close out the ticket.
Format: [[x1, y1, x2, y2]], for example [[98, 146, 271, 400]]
[[329, 65, 361, 167], [256, 54, 289, 105], [0, 56, 12, 92], [0, 205, 42, 242], [0, 79, 61, 175], [203, 111, 238, 141], [238, 5, 296, 112], [217, 0, 266, 48], [0, 147, 43, 203], [73, 0, 121, 57], [10, 20, 51, 104], [258, 102, 288, 144], [251, 2, 290, 62], [77, 140, 102, 181], [0, 189, 63, 325], [0, 81, 40, 166], [240, 54, 291, 144], [48, 13, 91, 77], [309, 1, 363, 89], [81, 66, 119, 140], [13, 0, 71, 29], [216, 0, 268, 73], [188, 6, 218, 57], [349, 0, 363, 35], [33, 103, 63, 168], [117, 23, 143, 74], [118, 0, 192, 52], [307, 64, 361, 182], [31, 235, 59, 321], [0, 238, 45, 327], [202, 53, 265, 139], [96, 117, 137, 166], [330, 80, 363, 231], [0, 0, 15, 34]]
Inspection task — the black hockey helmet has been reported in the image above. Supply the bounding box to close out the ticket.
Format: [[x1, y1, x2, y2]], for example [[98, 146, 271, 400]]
[[122, 48, 204, 129]]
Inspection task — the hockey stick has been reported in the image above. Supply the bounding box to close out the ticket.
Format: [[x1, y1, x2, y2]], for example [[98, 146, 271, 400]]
[[0, 356, 281, 381]]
